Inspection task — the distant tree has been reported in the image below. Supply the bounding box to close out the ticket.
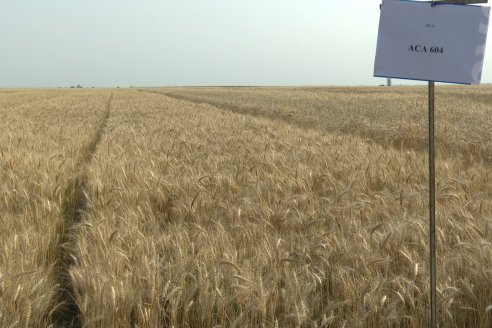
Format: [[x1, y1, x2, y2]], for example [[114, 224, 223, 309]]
[[77, 85, 82, 88], [386, 78, 392, 87]]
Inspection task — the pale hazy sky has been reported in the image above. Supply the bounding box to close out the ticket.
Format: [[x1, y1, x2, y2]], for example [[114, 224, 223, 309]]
[[1, 1, 490, 87]]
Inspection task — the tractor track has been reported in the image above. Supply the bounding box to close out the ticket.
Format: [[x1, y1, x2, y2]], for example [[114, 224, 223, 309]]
[[50, 92, 113, 327], [140, 89, 492, 166]]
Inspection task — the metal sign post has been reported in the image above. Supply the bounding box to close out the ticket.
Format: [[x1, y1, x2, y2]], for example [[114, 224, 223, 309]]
[[428, 79, 437, 328], [428, 2, 487, 328]]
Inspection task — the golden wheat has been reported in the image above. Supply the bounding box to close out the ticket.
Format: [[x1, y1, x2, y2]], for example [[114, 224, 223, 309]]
[[0, 90, 110, 327], [1, 87, 491, 327]]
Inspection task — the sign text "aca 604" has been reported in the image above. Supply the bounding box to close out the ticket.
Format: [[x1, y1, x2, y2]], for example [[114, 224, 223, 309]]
[[408, 45, 444, 54]]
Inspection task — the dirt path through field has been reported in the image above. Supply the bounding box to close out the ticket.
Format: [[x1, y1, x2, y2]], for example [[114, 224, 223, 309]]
[[142, 90, 490, 168], [50, 92, 113, 327]]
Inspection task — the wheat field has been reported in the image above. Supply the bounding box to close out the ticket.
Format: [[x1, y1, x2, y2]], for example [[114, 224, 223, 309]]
[[0, 87, 491, 327]]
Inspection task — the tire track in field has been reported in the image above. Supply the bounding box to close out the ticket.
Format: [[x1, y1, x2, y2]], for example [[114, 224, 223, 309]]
[[138, 89, 426, 151], [141, 90, 492, 166], [50, 92, 113, 328]]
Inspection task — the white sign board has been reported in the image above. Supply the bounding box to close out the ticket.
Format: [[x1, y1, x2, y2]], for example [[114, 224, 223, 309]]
[[374, 0, 490, 84]]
